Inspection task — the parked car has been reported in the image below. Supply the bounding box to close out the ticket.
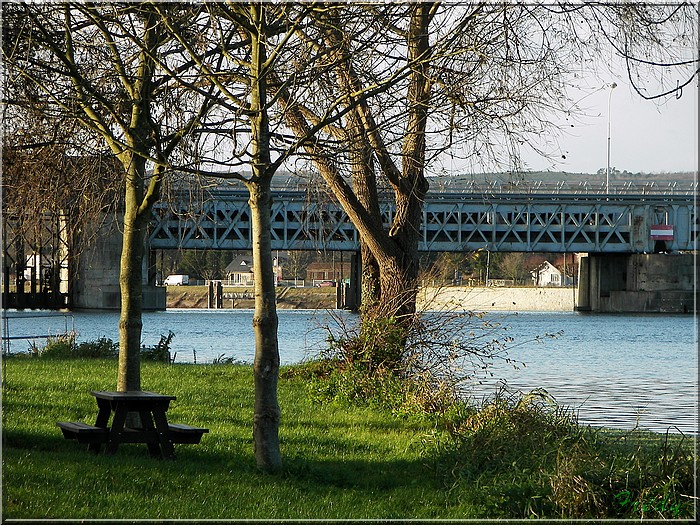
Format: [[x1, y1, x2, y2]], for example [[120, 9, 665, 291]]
[[315, 280, 336, 287], [164, 274, 189, 286]]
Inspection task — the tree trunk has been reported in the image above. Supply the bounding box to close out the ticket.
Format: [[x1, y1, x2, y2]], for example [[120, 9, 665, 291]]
[[117, 156, 148, 392], [249, 181, 282, 472], [347, 95, 382, 315], [379, 3, 432, 323], [248, 3, 282, 472]]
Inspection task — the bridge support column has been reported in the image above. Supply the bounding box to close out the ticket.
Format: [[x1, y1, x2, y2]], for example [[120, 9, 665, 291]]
[[577, 253, 694, 313], [73, 214, 165, 310], [348, 252, 361, 311], [576, 254, 592, 311], [334, 252, 361, 311]]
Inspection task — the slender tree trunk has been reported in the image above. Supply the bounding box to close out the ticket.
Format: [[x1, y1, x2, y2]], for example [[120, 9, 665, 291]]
[[248, 3, 282, 472], [117, 156, 148, 392], [115, 10, 160, 393], [249, 182, 282, 471]]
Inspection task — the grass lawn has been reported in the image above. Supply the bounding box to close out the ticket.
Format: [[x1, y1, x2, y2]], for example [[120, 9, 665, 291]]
[[2, 358, 697, 520]]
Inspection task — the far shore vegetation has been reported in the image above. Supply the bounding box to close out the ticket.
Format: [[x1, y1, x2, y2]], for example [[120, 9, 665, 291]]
[[3, 336, 696, 521]]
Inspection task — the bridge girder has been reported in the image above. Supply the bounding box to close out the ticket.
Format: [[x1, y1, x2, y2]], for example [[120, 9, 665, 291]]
[[148, 191, 697, 254]]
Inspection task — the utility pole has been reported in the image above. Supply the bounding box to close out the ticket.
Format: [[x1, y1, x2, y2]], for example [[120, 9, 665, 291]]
[[606, 82, 617, 194]]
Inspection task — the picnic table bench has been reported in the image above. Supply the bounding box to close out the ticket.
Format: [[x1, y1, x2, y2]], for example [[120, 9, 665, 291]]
[[57, 390, 208, 459]]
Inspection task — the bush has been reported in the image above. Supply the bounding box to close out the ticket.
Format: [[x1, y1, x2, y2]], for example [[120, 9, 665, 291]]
[[32, 332, 75, 358], [140, 331, 175, 363], [326, 316, 407, 373], [74, 337, 119, 358], [38, 334, 118, 359], [37, 333, 78, 358], [308, 307, 696, 519], [22, 333, 172, 362], [308, 363, 405, 412]]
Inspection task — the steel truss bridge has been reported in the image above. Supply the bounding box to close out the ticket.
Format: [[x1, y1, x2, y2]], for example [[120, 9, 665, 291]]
[[149, 190, 697, 254]]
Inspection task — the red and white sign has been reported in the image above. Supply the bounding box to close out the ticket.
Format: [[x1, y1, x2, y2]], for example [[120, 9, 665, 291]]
[[650, 224, 674, 240]]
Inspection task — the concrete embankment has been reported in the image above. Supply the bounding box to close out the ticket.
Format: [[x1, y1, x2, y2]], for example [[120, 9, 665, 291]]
[[417, 286, 577, 312], [170, 285, 576, 312]]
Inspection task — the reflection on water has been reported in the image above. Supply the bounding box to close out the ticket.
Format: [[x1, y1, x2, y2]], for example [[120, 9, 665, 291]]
[[3, 309, 696, 435]]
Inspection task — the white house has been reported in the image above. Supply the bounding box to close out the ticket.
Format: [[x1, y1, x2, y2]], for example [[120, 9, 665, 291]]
[[531, 260, 571, 287]]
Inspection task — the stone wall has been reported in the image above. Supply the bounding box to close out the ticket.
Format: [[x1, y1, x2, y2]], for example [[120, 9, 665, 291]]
[[417, 286, 576, 312]]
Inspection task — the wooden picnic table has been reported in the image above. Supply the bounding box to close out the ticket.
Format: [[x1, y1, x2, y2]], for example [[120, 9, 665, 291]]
[[57, 390, 208, 459]]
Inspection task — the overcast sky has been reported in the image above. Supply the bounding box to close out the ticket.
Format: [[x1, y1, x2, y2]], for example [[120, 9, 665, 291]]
[[519, 77, 698, 175]]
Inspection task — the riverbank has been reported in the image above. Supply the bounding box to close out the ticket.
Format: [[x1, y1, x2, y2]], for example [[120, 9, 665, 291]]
[[166, 285, 336, 309], [4, 358, 695, 520], [168, 285, 576, 311]]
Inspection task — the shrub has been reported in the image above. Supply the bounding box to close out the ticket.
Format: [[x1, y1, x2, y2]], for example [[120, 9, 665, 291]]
[[308, 363, 405, 412], [325, 316, 407, 373], [140, 331, 175, 363], [434, 386, 696, 519], [19, 332, 176, 362], [37, 333, 78, 358], [32, 334, 118, 359], [74, 337, 118, 358]]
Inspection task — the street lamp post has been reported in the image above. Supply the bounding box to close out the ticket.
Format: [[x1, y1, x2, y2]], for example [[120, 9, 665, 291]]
[[606, 82, 617, 194]]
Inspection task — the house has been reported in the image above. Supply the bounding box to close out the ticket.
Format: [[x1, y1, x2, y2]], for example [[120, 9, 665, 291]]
[[530, 260, 572, 287], [305, 260, 351, 285], [224, 253, 285, 286], [225, 255, 254, 285]]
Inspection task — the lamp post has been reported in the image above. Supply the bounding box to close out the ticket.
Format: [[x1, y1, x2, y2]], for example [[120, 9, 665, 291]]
[[606, 82, 617, 194]]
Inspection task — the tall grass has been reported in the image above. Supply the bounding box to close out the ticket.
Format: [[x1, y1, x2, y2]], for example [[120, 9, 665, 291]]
[[431, 386, 696, 519]]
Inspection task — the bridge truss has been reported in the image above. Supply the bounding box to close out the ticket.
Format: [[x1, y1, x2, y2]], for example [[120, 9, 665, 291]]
[[148, 190, 697, 254]]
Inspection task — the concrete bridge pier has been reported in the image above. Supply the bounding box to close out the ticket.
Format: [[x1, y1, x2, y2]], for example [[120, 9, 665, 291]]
[[577, 253, 695, 313], [72, 214, 165, 310], [336, 252, 361, 311]]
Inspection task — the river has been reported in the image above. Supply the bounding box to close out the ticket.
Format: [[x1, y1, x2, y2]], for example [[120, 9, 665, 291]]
[[2, 308, 696, 435]]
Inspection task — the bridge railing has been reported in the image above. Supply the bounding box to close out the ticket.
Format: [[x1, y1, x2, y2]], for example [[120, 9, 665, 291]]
[[427, 179, 698, 197]]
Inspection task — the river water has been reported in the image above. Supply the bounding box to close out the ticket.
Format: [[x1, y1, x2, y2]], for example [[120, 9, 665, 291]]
[[3, 308, 697, 435]]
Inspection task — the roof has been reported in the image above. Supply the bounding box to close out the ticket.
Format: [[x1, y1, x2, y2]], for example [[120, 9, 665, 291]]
[[530, 260, 562, 276], [224, 255, 253, 274]]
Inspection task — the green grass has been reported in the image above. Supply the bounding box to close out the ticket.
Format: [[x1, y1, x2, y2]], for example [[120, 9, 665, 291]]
[[2, 358, 697, 520]]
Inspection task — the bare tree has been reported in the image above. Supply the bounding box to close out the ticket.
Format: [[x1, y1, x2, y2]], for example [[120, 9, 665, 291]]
[[496, 253, 528, 285], [158, 2, 373, 471], [4, 3, 214, 391], [2, 114, 121, 257], [285, 251, 313, 282]]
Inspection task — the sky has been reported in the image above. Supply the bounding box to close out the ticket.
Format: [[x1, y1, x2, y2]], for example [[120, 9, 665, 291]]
[[434, 44, 698, 178], [519, 77, 699, 175]]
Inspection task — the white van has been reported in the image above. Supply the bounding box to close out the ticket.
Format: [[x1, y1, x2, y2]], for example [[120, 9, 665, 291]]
[[164, 274, 189, 286]]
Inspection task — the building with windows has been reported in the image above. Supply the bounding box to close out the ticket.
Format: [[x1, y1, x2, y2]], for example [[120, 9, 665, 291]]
[[530, 260, 572, 287], [224, 253, 285, 286], [305, 261, 351, 286]]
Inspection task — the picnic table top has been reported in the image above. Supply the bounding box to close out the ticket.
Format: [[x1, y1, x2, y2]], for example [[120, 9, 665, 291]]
[[90, 390, 177, 402]]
